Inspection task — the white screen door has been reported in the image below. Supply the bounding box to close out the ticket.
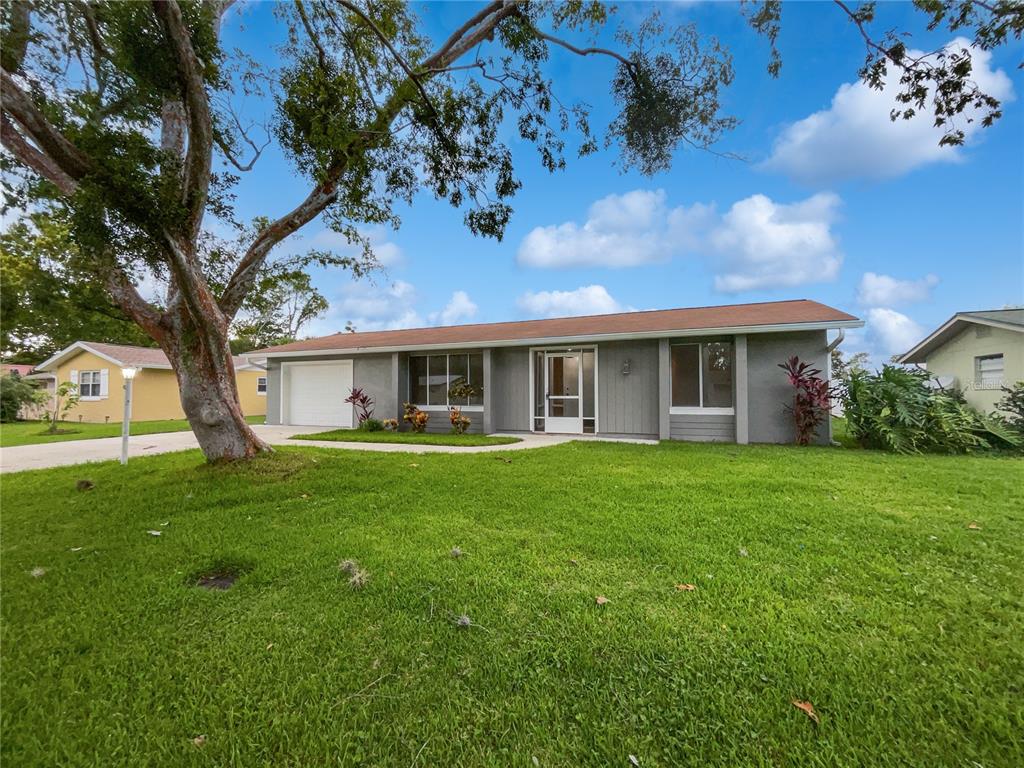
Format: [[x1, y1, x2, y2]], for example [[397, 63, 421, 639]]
[[545, 352, 583, 433]]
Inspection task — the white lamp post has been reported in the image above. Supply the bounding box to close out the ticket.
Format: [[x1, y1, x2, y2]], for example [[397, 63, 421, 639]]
[[120, 367, 138, 465]]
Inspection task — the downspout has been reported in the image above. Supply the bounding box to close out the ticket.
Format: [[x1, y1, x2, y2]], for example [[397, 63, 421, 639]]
[[826, 328, 845, 353], [825, 329, 845, 445]]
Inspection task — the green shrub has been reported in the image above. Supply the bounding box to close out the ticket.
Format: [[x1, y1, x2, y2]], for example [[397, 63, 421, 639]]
[[0, 374, 46, 423], [358, 418, 384, 432], [842, 365, 1020, 454], [997, 381, 1024, 434]]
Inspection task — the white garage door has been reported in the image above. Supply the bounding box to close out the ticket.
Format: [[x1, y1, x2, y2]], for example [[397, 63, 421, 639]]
[[285, 361, 354, 427]]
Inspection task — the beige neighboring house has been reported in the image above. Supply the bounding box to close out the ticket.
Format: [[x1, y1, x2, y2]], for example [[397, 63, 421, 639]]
[[35, 341, 267, 423], [897, 309, 1024, 413]]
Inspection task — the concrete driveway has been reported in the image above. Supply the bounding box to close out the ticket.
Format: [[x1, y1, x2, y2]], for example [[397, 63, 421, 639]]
[[0, 425, 654, 473]]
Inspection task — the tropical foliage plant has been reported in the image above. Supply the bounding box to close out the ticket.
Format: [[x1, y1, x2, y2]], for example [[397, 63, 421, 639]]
[[402, 402, 429, 433], [996, 381, 1024, 435], [344, 387, 374, 424], [779, 356, 834, 446], [449, 407, 472, 435], [842, 366, 1020, 454], [46, 381, 80, 434]]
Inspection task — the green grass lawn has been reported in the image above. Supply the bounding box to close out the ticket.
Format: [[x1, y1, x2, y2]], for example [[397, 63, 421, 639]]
[[0, 415, 265, 447], [830, 415, 859, 449], [291, 428, 521, 446], [2, 442, 1022, 766]]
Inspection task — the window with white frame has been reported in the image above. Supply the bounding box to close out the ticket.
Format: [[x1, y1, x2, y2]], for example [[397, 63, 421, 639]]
[[975, 354, 1004, 389], [409, 353, 483, 408], [671, 342, 734, 410], [79, 370, 102, 398], [257, 376, 267, 395]]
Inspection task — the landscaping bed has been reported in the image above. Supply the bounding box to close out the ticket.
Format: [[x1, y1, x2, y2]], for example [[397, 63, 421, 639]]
[[290, 429, 521, 447]]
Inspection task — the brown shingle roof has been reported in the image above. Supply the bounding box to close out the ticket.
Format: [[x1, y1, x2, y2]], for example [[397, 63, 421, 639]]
[[255, 299, 860, 355]]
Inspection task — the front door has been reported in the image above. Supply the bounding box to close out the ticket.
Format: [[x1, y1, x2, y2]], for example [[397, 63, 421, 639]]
[[545, 352, 583, 434]]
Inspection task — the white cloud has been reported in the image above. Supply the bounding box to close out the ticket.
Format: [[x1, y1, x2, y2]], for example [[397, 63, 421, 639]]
[[762, 38, 1015, 184], [517, 285, 630, 318], [709, 193, 843, 292], [308, 283, 483, 336], [307, 280, 423, 335], [857, 272, 939, 306], [516, 188, 841, 292], [516, 189, 713, 268], [429, 290, 478, 326], [865, 308, 925, 359]]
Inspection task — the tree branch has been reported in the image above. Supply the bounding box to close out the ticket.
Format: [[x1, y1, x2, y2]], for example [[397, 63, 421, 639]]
[[218, 0, 521, 319], [0, 69, 93, 180], [0, 0, 30, 73], [0, 113, 79, 196], [533, 29, 638, 83], [212, 99, 271, 172], [295, 0, 329, 69], [337, 1, 439, 119], [103, 268, 168, 342], [152, 0, 215, 241]]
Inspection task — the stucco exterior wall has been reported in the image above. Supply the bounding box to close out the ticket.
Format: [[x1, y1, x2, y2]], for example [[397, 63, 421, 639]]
[[746, 330, 830, 445], [923, 325, 1023, 413], [52, 350, 265, 423], [237, 370, 268, 419]]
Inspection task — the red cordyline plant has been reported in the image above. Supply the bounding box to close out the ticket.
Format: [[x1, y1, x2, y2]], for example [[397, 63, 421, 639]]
[[779, 356, 835, 446], [345, 388, 375, 424]]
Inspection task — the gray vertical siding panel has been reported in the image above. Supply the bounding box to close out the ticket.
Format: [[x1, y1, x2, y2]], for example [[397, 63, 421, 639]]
[[746, 330, 829, 445], [658, 339, 671, 440], [482, 349, 493, 433], [597, 340, 659, 436], [492, 347, 531, 432], [266, 360, 282, 425], [734, 334, 749, 444]]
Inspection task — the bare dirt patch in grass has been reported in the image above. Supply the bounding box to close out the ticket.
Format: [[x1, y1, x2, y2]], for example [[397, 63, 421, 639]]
[[188, 558, 254, 591]]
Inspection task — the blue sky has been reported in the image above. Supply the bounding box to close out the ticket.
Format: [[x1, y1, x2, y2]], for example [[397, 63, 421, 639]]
[[219, 1, 1024, 365]]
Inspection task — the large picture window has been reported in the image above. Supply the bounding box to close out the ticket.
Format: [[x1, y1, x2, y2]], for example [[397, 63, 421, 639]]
[[671, 342, 734, 410], [409, 353, 484, 408]]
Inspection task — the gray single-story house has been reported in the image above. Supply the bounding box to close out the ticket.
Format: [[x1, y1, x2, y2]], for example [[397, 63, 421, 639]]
[[252, 299, 862, 444]]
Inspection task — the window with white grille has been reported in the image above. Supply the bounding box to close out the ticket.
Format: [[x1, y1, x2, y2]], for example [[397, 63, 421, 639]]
[[975, 355, 1004, 389]]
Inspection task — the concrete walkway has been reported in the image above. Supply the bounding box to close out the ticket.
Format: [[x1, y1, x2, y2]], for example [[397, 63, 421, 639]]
[[0, 425, 656, 473]]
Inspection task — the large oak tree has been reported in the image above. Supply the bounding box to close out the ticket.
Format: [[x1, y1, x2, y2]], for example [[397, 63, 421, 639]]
[[1, 0, 1019, 460]]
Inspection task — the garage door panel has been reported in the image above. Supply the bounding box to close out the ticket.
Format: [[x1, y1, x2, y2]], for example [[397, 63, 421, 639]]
[[286, 362, 353, 426]]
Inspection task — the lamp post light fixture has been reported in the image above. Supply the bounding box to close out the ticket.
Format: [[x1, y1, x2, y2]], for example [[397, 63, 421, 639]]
[[120, 367, 138, 465]]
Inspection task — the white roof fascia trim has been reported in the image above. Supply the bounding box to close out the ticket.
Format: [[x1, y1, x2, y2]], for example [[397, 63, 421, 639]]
[[36, 341, 124, 371], [960, 315, 1024, 333], [258, 319, 864, 359], [897, 313, 1024, 363], [36, 341, 180, 371]]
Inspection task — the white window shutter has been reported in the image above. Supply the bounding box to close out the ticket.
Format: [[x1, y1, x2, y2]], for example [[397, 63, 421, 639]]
[[70, 369, 78, 387], [100, 369, 109, 398]]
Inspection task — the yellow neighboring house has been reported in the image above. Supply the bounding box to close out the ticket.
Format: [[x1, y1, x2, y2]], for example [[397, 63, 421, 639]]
[[35, 341, 267, 423], [897, 309, 1024, 413]]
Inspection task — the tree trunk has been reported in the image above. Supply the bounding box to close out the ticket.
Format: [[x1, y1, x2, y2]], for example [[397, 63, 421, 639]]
[[163, 322, 270, 462]]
